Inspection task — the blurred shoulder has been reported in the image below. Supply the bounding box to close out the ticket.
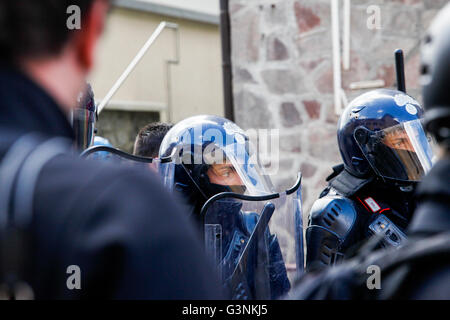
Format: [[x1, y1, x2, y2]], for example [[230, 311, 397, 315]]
[[33, 154, 180, 226]]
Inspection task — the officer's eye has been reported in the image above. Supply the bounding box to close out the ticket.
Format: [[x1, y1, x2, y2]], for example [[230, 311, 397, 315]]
[[218, 167, 235, 177], [393, 138, 407, 147]]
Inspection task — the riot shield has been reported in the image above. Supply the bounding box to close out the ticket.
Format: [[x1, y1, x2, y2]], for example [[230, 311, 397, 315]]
[[201, 173, 304, 300], [81, 146, 175, 189], [158, 156, 175, 191], [81, 145, 155, 169]]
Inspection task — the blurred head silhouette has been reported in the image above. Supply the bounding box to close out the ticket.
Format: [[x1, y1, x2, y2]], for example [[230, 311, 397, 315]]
[[0, 0, 110, 112]]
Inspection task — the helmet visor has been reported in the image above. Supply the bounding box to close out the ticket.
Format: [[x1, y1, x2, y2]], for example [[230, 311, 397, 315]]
[[355, 119, 435, 182], [203, 141, 274, 196]]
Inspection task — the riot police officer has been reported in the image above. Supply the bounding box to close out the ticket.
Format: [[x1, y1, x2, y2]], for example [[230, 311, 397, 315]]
[[290, 4, 450, 300], [306, 88, 435, 271], [159, 115, 303, 299]]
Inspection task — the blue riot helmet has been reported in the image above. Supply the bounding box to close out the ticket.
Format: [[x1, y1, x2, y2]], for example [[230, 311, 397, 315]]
[[72, 83, 97, 151], [159, 115, 274, 215], [338, 89, 435, 184], [93, 136, 112, 148]]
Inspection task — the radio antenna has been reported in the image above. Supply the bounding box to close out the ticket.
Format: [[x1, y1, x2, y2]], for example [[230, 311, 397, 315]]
[[395, 49, 406, 93]]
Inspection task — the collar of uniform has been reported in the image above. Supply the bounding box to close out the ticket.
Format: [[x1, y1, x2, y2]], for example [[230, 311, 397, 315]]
[[329, 168, 374, 197], [0, 66, 75, 141]]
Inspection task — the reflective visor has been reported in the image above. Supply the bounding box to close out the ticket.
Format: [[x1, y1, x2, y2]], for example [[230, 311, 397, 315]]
[[355, 119, 435, 182], [203, 141, 274, 196]]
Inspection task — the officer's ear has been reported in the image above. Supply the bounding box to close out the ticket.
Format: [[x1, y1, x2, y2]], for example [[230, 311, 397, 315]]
[[74, 0, 109, 72]]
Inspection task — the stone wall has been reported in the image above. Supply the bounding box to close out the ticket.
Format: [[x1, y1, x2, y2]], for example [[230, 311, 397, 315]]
[[229, 0, 447, 218]]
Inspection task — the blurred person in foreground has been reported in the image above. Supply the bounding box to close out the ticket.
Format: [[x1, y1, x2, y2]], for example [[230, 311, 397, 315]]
[[290, 3, 450, 300], [0, 0, 222, 299]]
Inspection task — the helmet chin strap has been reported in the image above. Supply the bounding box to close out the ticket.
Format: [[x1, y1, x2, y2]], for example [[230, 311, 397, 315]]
[[376, 175, 416, 192], [180, 163, 209, 201], [206, 183, 247, 196], [180, 163, 247, 208]]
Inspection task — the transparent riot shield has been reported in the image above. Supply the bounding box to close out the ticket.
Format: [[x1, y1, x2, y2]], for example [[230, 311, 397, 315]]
[[158, 157, 175, 191], [81, 145, 155, 169], [201, 173, 304, 300]]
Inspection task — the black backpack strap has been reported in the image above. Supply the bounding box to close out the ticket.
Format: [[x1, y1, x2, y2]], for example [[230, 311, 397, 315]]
[[0, 133, 71, 299], [329, 169, 374, 197]]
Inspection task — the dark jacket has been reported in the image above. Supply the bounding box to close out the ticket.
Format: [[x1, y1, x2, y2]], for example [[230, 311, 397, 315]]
[[408, 158, 450, 236], [0, 67, 223, 299], [402, 158, 450, 299]]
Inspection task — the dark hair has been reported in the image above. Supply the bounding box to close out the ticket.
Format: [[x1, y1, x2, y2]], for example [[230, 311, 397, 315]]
[[0, 0, 95, 65], [133, 122, 173, 158]]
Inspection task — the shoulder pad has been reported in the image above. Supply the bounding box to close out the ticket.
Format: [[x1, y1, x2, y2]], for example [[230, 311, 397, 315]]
[[325, 163, 345, 182], [308, 196, 358, 241], [329, 169, 373, 197]]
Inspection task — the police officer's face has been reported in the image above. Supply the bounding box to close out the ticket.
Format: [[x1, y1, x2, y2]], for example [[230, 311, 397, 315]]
[[207, 163, 243, 187], [383, 129, 415, 152]]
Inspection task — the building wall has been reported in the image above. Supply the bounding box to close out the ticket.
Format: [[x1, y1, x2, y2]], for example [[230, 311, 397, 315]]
[[91, 6, 224, 150], [138, 0, 219, 16], [229, 0, 447, 217], [96, 110, 159, 152]]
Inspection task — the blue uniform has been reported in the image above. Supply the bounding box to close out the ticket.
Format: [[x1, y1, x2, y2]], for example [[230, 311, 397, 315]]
[[306, 167, 415, 271]]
